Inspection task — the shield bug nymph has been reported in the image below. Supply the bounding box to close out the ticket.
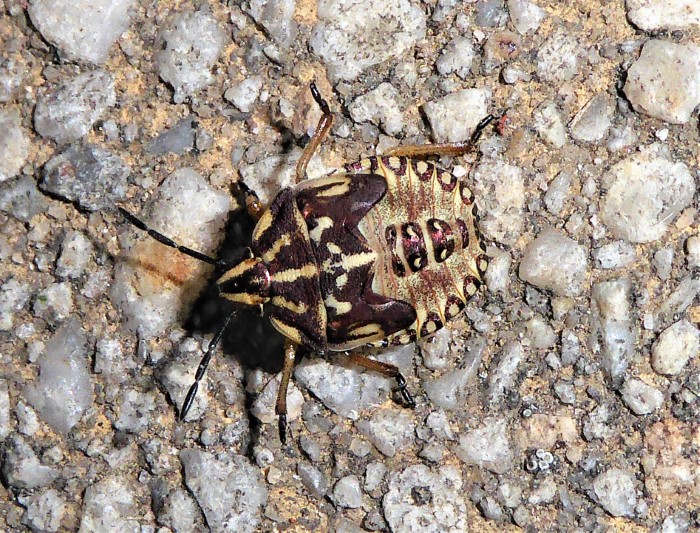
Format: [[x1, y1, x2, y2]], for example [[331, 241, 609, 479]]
[[120, 83, 495, 443]]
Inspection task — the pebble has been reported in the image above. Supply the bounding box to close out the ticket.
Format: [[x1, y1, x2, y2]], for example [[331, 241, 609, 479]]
[[0, 108, 30, 183], [34, 70, 116, 144], [651, 320, 699, 376], [357, 408, 415, 457], [0, 175, 49, 223], [569, 94, 613, 142], [23, 318, 94, 434], [333, 475, 363, 509], [40, 143, 131, 211], [536, 31, 579, 83], [1, 435, 58, 489], [653, 247, 674, 280], [32, 282, 74, 323], [436, 36, 476, 79], [423, 88, 490, 143], [600, 144, 695, 243], [16, 401, 40, 436], [484, 248, 512, 294], [114, 388, 157, 433], [472, 158, 525, 246], [224, 77, 263, 114], [533, 102, 567, 148], [0, 57, 25, 103], [20, 488, 67, 532], [507, 0, 546, 34], [590, 279, 634, 384], [250, 374, 303, 424], [79, 476, 140, 532], [156, 488, 203, 532], [419, 326, 454, 371], [181, 450, 267, 532], [0, 380, 10, 440], [349, 82, 405, 136], [475, 0, 508, 26], [624, 40, 700, 124], [523, 315, 556, 350], [561, 329, 582, 366], [239, 150, 303, 206], [456, 418, 514, 474], [593, 241, 637, 270], [155, 11, 226, 103], [621, 378, 664, 415], [56, 230, 93, 279], [383, 465, 468, 532], [543, 171, 572, 215], [297, 461, 329, 499], [244, 0, 298, 47], [310, 0, 426, 81], [111, 168, 230, 338], [592, 468, 637, 517], [653, 276, 700, 330], [626, 0, 700, 31], [488, 341, 524, 403], [685, 235, 700, 268], [0, 278, 32, 331], [519, 227, 588, 297], [28, 0, 135, 64], [145, 116, 196, 155], [364, 462, 386, 492], [553, 380, 576, 405]]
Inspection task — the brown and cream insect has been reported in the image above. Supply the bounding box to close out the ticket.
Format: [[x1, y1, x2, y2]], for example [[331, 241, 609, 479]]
[[120, 83, 494, 443]]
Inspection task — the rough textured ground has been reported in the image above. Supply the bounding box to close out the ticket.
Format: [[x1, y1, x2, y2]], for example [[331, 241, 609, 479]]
[[0, 0, 699, 532]]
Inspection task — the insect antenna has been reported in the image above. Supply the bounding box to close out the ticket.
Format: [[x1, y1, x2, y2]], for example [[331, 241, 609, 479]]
[[179, 309, 237, 420]]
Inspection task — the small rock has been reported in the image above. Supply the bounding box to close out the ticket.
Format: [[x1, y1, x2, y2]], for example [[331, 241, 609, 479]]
[[357, 408, 415, 457], [244, 0, 298, 47], [1, 435, 58, 489], [533, 102, 567, 148], [0, 278, 32, 331], [298, 461, 329, 499], [593, 241, 637, 269], [685, 235, 700, 268], [349, 83, 405, 136], [0, 176, 49, 223], [483, 31, 521, 72], [56, 230, 93, 279], [180, 449, 268, 533], [523, 315, 556, 350], [40, 143, 131, 211], [239, 150, 302, 206], [553, 380, 576, 405], [536, 31, 579, 83], [592, 468, 637, 518], [653, 247, 674, 280], [20, 488, 67, 532], [624, 40, 700, 124], [78, 476, 140, 532], [488, 341, 525, 403], [436, 37, 476, 79], [651, 320, 699, 375], [472, 158, 525, 246], [0, 380, 10, 440], [600, 144, 695, 243], [114, 388, 157, 433], [310, 0, 427, 81], [224, 77, 263, 114], [383, 465, 468, 531], [569, 94, 613, 142], [653, 276, 700, 330], [519, 227, 588, 297], [34, 70, 116, 144], [32, 282, 74, 323], [333, 475, 363, 509], [155, 11, 227, 102], [423, 88, 491, 143], [0, 57, 26, 103], [543, 171, 573, 215], [28, 0, 135, 64], [626, 0, 700, 31], [621, 378, 664, 415], [507, 0, 546, 34], [484, 248, 512, 294], [145, 116, 196, 155], [364, 462, 386, 492], [0, 108, 30, 183], [455, 418, 514, 474], [156, 488, 203, 533]]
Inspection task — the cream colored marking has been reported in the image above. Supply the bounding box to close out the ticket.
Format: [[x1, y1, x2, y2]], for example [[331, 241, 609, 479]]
[[462, 185, 472, 200], [325, 294, 352, 315], [440, 249, 448, 261], [271, 295, 308, 314], [336, 273, 348, 289], [465, 281, 478, 296], [261, 233, 292, 263], [432, 220, 441, 230], [418, 219, 436, 270], [479, 259, 489, 272], [315, 179, 351, 197], [349, 323, 384, 338], [251, 208, 274, 241], [388, 156, 401, 169], [337, 251, 376, 271], [406, 225, 417, 238], [399, 334, 411, 344], [269, 316, 303, 345], [448, 303, 460, 317], [441, 171, 454, 186], [271, 264, 318, 283], [416, 161, 429, 174], [326, 242, 342, 255], [425, 320, 437, 334], [309, 216, 334, 242], [221, 292, 266, 305], [413, 257, 422, 269], [217, 258, 256, 283]]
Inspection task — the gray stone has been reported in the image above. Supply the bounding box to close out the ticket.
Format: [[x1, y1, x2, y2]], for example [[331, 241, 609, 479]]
[[243, 0, 298, 47], [1, 435, 58, 489], [0, 176, 49, 223], [181, 449, 267, 533], [145, 116, 196, 155], [40, 143, 131, 211], [651, 320, 699, 375], [298, 461, 329, 499], [0, 380, 10, 440], [621, 378, 664, 415], [364, 462, 386, 492], [484, 248, 512, 294], [537, 31, 579, 83], [456, 418, 514, 474], [523, 315, 556, 350], [310, 0, 426, 81], [507, 0, 546, 34], [569, 94, 613, 142], [653, 247, 674, 280], [436, 37, 476, 79], [624, 40, 700, 124], [593, 241, 637, 270], [600, 144, 695, 243], [34, 70, 116, 144], [0, 108, 30, 183], [423, 88, 491, 143], [543, 171, 573, 215], [333, 475, 363, 509], [56, 230, 93, 279], [155, 11, 227, 102], [78, 476, 140, 533], [349, 83, 405, 136], [32, 282, 74, 323], [685, 235, 700, 268], [519, 227, 588, 297], [28, 0, 135, 64], [383, 465, 468, 531], [156, 487, 203, 533], [592, 468, 637, 517], [553, 380, 576, 404], [23, 318, 94, 434], [114, 388, 157, 433], [488, 341, 524, 403], [224, 77, 263, 114], [0, 278, 32, 331], [534, 102, 566, 148], [626, 0, 700, 31], [20, 488, 67, 532], [0, 57, 26, 103], [653, 276, 700, 330], [357, 408, 415, 457], [475, 0, 508, 27]]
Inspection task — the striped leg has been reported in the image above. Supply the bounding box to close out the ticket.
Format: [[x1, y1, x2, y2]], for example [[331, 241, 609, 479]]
[[275, 340, 298, 444], [346, 352, 416, 408], [295, 82, 334, 183]]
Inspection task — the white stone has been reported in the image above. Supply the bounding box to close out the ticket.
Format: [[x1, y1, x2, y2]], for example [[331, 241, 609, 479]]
[[621, 378, 664, 415], [600, 144, 695, 243], [0, 108, 30, 183], [507, 0, 546, 34], [593, 468, 637, 517], [624, 40, 700, 124], [357, 409, 415, 457], [78, 476, 140, 532], [436, 36, 476, 79], [536, 31, 579, 83], [56, 230, 93, 279], [456, 418, 514, 474], [244, 0, 298, 46], [651, 320, 699, 375], [349, 83, 405, 136], [627, 0, 700, 31], [519, 227, 588, 297], [224, 76, 263, 113], [569, 94, 613, 142], [484, 248, 512, 294], [534, 102, 567, 148], [686, 235, 700, 268], [593, 241, 637, 270], [423, 88, 491, 143]]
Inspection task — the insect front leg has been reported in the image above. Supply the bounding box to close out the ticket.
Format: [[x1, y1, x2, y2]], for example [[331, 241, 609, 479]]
[[295, 82, 334, 183], [275, 339, 299, 445]]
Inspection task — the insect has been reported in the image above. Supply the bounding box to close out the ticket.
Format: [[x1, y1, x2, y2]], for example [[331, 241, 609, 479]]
[[120, 83, 494, 443]]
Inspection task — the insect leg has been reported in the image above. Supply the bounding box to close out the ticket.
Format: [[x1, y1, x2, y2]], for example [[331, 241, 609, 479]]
[[274, 340, 298, 445], [346, 353, 416, 408], [179, 310, 236, 420], [236, 181, 265, 222], [382, 114, 497, 158], [295, 82, 334, 183], [118, 207, 220, 266]]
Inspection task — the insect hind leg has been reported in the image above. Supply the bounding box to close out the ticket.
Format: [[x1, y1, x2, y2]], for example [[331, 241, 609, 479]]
[[346, 352, 416, 408], [295, 82, 334, 184]]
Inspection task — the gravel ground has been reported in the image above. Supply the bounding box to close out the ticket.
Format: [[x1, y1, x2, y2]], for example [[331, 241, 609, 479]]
[[1, 0, 699, 532]]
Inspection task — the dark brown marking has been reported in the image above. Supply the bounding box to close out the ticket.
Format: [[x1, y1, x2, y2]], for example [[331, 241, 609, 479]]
[[401, 222, 428, 273], [444, 295, 466, 320], [391, 329, 416, 346], [457, 219, 470, 249], [411, 159, 434, 182], [381, 155, 407, 176], [419, 312, 443, 338], [385, 225, 406, 277], [460, 181, 474, 205], [427, 218, 455, 263], [437, 170, 457, 192], [463, 275, 481, 298]]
